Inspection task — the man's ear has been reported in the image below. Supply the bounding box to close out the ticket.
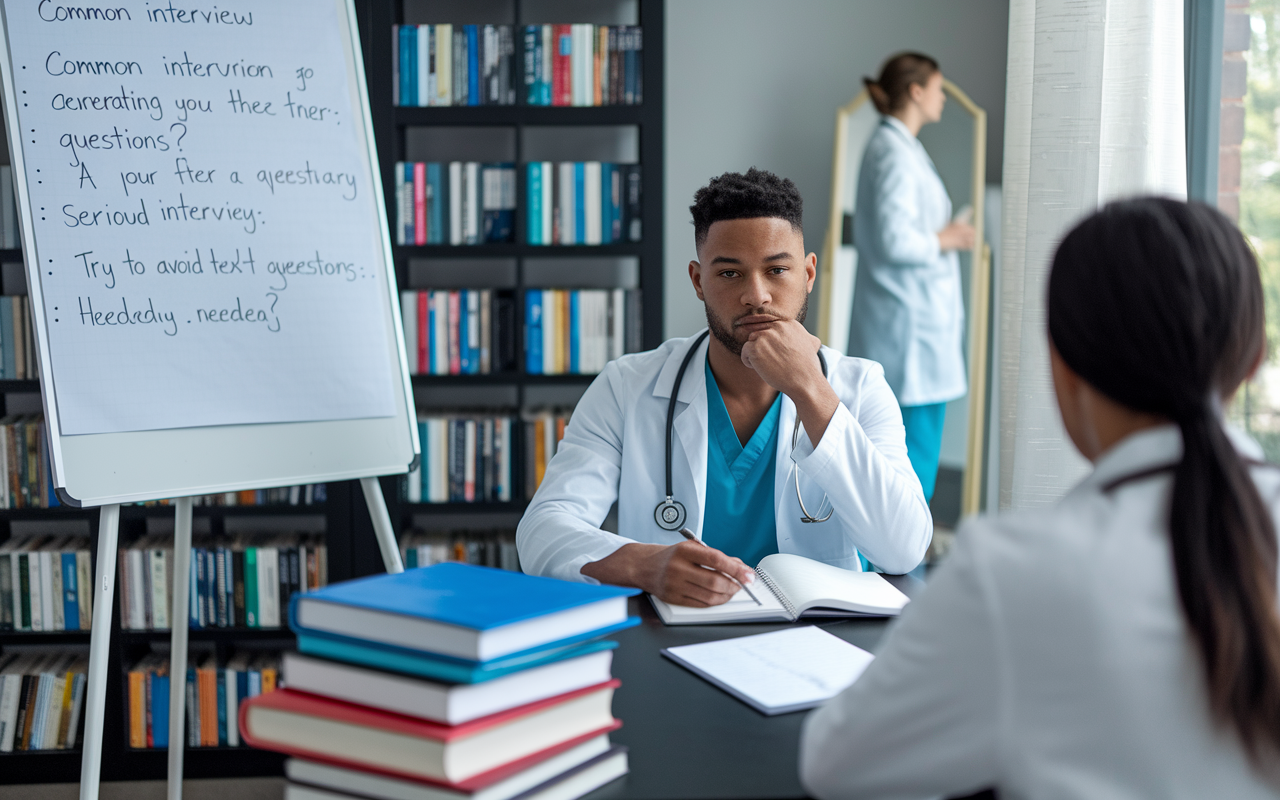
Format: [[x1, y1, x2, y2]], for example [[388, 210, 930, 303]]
[[805, 252, 817, 293], [689, 261, 705, 301]]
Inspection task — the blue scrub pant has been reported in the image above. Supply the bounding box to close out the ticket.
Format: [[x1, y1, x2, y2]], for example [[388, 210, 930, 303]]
[[899, 402, 947, 502]]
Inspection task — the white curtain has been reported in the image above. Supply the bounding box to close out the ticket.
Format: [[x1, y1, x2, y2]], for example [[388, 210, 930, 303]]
[[998, 0, 1186, 509]]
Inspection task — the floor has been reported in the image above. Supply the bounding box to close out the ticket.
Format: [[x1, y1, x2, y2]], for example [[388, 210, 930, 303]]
[[2, 778, 285, 799]]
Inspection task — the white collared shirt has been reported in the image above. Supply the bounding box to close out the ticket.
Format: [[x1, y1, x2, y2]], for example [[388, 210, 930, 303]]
[[515, 331, 932, 581], [800, 424, 1280, 800], [849, 115, 966, 406]]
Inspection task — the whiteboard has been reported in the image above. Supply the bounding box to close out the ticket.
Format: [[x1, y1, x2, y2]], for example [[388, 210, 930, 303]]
[[0, 0, 418, 506]]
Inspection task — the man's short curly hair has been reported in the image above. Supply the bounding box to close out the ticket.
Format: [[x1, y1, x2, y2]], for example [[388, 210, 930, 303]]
[[690, 168, 803, 248]]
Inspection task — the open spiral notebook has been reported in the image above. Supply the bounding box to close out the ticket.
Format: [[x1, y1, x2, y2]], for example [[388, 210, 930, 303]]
[[649, 553, 910, 625]]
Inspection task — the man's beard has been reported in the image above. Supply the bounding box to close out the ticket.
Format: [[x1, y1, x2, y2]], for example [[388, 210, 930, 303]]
[[705, 294, 808, 356]]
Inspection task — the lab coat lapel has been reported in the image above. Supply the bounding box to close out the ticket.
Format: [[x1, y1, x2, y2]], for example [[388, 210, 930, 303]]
[[773, 392, 797, 547], [654, 332, 711, 537]]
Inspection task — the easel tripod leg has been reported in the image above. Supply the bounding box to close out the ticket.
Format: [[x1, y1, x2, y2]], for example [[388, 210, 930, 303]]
[[78, 504, 120, 800], [167, 497, 194, 800], [360, 476, 404, 574]]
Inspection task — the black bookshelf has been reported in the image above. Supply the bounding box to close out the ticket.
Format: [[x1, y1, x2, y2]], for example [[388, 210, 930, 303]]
[[0, 0, 664, 785]]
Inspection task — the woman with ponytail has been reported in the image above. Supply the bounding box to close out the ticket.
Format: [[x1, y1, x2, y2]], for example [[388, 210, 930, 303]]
[[801, 198, 1280, 799], [848, 53, 976, 505]]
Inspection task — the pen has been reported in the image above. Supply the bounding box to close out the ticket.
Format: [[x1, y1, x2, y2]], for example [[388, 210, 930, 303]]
[[678, 527, 763, 606]]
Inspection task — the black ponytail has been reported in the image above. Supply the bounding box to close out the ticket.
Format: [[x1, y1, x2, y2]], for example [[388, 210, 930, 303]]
[[1048, 197, 1280, 763]]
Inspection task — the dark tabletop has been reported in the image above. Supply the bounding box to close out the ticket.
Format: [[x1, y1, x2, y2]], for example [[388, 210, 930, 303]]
[[582, 575, 924, 800]]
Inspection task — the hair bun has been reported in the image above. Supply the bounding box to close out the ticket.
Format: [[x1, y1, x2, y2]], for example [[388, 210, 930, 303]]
[[863, 78, 891, 114]]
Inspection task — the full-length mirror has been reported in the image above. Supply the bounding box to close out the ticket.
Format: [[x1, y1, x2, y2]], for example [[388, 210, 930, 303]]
[[817, 81, 990, 520]]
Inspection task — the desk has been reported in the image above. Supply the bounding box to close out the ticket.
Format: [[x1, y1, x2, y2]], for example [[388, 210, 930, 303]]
[[586, 576, 993, 800]]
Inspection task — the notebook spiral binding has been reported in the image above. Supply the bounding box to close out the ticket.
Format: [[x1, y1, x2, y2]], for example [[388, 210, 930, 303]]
[[755, 567, 797, 621]]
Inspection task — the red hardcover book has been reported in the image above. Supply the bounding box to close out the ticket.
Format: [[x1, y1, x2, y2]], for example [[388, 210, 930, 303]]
[[417, 290, 429, 374], [553, 24, 572, 106], [448, 291, 462, 375], [240, 681, 620, 787], [414, 162, 427, 245]]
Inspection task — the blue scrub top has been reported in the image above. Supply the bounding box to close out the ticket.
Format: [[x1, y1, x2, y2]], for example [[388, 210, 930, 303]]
[[701, 360, 781, 568]]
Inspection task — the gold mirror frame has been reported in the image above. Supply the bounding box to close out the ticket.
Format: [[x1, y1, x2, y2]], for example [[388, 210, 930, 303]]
[[817, 81, 991, 517]]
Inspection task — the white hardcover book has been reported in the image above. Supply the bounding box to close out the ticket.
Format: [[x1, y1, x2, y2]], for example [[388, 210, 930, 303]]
[[594, 291, 610, 373], [559, 162, 575, 244], [583, 162, 602, 245], [479, 289, 492, 373], [401, 291, 418, 375], [433, 291, 449, 375], [8, 552, 20, 630], [435, 418, 450, 502], [575, 25, 591, 106], [394, 165, 406, 245], [542, 25, 554, 94], [610, 289, 625, 361], [126, 549, 145, 629], [464, 162, 480, 244], [467, 290, 480, 359], [225, 667, 240, 747], [436, 24, 453, 106], [28, 549, 44, 632], [0, 674, 18, 751], [150, 549, 169, 630], [42, 672, 66, 749], [449, 162, 463, 245], [499, 418, 513, 501], [259, 547, 279, 627], [402, 170, 415, 244], [464, 420, 477, 501], [418, 25, 430, 107]]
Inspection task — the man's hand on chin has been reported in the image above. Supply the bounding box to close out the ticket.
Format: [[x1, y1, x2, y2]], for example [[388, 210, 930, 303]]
[[740, 318, 840, 447], [580, 541, 755, 607]]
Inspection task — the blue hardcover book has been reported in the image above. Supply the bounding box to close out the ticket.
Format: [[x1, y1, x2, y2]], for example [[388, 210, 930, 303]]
[[466, 25, 480, 106], [399, 25, 413, 107], [289, 562, 639, 663], [526, 289, 543, 374], [216, 670, 227, 745], [540, 30, 552, 106], [574, 163, 586, 244], [236, 670, 249, 712], [527, 162, 543, 245], [0, 297, 12, 378], [524, 25, 539, 104], [61, 552, 78, 630], [418, 419, 429, 500], [152, 673, 170, 748], [569, 290, 580, 374], [296, 633, 620, 685], [427, 291, 437, 373], [427, 163, 444, 244], [610, 164, 623, 242], [458, 289, 471, 375], [600, 163, 613, 245]]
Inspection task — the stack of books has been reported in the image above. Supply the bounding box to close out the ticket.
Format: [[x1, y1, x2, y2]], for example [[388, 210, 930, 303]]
[[523, 25, 643, 106], [393, 24, 517, 107], [525, 162, 642, 245], [394, 162, 517, 245], [0, 295, 36, 379], [125, 650, 282, 749], [241, 562, 637, 800], [407, 413, 519, 505], [0, 535, 92, 631], [0, 414, 57, 508], [0, 649, 88, 751], [524, 409, 572, 499], [524, 288, 641, 374], [400, 289, 519, 376], [399, 530, 519, 573]]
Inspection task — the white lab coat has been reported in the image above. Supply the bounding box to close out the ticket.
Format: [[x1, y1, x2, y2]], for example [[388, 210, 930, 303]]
[[516, 331, 932, 582], [849, 116, 966, 406], [800, 424, 1280, 800]]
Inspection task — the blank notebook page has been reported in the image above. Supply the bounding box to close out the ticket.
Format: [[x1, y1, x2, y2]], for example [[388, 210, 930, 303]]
[[663, 626, 874, 714]]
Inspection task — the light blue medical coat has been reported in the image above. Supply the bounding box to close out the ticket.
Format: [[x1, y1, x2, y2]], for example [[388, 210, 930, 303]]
[[848, 116, 967, 406]]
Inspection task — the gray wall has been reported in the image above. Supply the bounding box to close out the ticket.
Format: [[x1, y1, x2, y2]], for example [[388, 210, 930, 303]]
[[664, 0, 1010, 338]]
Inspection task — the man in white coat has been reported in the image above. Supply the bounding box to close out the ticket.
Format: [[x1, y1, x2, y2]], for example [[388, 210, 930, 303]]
[[516, 168, 931, 607]]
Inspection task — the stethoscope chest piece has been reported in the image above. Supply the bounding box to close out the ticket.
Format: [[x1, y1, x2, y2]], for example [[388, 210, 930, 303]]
[[654, 496, 687, 531]]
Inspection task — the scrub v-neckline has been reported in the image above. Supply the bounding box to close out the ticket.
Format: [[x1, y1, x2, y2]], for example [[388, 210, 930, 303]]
[[705, 360, 782, 485]]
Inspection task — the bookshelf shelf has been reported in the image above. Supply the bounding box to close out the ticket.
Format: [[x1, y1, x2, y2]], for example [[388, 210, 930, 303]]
[[0, 249, 20, 261], [411, 373, 594, 387], [395, 106, 645, 126], [0, 379, 38, 392], [0, 631, 91, 644], [395, 243, 644, 258], [120, 629, 296, 644]]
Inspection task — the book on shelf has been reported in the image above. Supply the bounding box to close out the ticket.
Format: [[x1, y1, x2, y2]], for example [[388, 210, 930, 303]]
[[0, 649, 87, 752], [0, 535, 92, 632], [0, 295, 36, 380], [395, 162, 516, 245], [523, 409, 571, 500], [399, 530, 519, 573], [241, 562, 632, 798], [393, 24, 516, 107], [0, 166, 18, 249], [523, 24, 643, 107], [406, 414, 517, 505], [400, 289, 518, 376], [132, 484, 328, 508], [0, 414, 57, 509], [525, 162, 641, 245], [117, 532, 328, 632], [125, 649, 281, 750], [523, 288, 640, 375]]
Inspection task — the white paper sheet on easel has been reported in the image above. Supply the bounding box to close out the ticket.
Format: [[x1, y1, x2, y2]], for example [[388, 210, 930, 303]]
[[2, 0, 397, 434], [662, 626, 874, 715]]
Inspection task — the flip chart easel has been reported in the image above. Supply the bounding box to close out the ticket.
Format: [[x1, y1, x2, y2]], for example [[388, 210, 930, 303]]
[[0, 2, 417, 798]]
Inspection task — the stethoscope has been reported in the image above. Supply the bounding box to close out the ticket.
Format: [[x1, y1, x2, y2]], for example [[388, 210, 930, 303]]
[[654, 330, 834, 531]]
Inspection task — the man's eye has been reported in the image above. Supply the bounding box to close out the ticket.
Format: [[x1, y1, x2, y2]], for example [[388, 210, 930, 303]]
[[769, 267, 788, 275], [720, 271, 739, 278]]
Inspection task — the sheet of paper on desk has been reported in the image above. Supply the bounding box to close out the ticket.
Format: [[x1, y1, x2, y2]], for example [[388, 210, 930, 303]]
[[661, 626, 874, 715]]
